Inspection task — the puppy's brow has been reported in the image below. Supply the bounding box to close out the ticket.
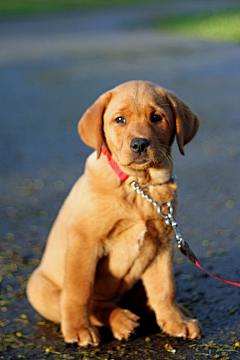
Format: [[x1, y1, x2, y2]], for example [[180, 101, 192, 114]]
[[116, 105, 131, 113]]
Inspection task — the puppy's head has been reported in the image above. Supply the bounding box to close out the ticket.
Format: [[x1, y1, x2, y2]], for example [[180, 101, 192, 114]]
[[78, 81, 199, 174]]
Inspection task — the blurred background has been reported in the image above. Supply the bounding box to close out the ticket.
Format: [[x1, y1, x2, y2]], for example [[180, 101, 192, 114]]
[[1, 1, 240, 359]]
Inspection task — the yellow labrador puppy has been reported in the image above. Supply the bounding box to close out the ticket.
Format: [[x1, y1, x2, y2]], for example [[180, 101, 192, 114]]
[[27, 81, 201, 346]]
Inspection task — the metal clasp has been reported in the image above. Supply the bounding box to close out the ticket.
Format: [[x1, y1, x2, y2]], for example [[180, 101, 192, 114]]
[[157, 200, 197, 263], [157, 203, 183, 246], [157, 202, 173, 225]]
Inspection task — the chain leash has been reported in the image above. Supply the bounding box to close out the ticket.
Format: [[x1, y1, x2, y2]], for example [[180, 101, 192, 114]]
[[130, 176, 197, 264]]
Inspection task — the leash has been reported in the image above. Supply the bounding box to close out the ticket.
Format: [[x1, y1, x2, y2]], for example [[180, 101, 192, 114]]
[[131, 180, 240, 287], [101, 146, 240, 287]]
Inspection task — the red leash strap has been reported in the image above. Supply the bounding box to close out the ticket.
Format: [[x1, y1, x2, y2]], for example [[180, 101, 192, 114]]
[[194, 260, 240, 287], [179, 239, 240, 287]]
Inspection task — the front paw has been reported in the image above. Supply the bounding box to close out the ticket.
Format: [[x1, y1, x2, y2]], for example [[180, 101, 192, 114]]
[[160, 317, 201, 339], [158, 305, 201, 339], [61, 322, 100, 347]]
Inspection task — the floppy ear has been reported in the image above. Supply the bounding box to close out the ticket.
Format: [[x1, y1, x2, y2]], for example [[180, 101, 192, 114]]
[[78, 91, 112, 158], [163, 89, 199, 155]]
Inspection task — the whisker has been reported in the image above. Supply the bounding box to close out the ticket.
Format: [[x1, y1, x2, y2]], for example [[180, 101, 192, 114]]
[[158, 147, 174, 172]]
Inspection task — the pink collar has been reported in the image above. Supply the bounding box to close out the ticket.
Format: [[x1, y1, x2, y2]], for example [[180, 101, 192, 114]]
[[101, 146, 129, 182]]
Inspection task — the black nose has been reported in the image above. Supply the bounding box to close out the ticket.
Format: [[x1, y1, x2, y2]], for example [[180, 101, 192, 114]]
[[130, 138, 150, 153]]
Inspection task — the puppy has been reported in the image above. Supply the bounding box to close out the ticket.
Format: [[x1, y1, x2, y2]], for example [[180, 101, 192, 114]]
[[27, 80, 201, 346]]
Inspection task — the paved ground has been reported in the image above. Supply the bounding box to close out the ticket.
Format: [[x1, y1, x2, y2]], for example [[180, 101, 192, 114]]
[[1, 0, 240, 359]]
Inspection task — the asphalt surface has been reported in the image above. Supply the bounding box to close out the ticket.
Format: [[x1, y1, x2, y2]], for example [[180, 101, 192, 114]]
[[1, 1, 240, 359]]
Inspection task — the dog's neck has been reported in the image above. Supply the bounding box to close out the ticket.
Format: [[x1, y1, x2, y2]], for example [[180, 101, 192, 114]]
[[125, 167, 172, 186], [101, 146, 172, 186]]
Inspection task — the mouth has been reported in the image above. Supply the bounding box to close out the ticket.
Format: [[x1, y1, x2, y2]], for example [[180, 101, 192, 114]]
[[129, 155, 166, 169], [132, 158, 148, 165], [115, 150, 167, 171]]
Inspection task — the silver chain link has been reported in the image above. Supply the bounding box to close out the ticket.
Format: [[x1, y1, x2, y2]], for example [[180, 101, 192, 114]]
[[130, 175, 197, 264], [130, 176, 186, 250]]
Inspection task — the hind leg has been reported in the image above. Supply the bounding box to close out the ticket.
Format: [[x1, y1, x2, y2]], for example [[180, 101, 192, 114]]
[[26, 268, 61, 323]]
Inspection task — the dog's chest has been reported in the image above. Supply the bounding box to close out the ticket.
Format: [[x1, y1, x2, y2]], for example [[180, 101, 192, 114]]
[[102, 207, 173, 276], [107, 182, 176, 243], [95, 186, 176, 298], [96, 215, 173, 299], [97, 182, 176, 277]]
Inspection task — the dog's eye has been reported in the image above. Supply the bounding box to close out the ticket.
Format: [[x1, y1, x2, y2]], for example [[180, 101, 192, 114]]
[[115, 116, 126, 125], [151, 113, 163, 124]]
